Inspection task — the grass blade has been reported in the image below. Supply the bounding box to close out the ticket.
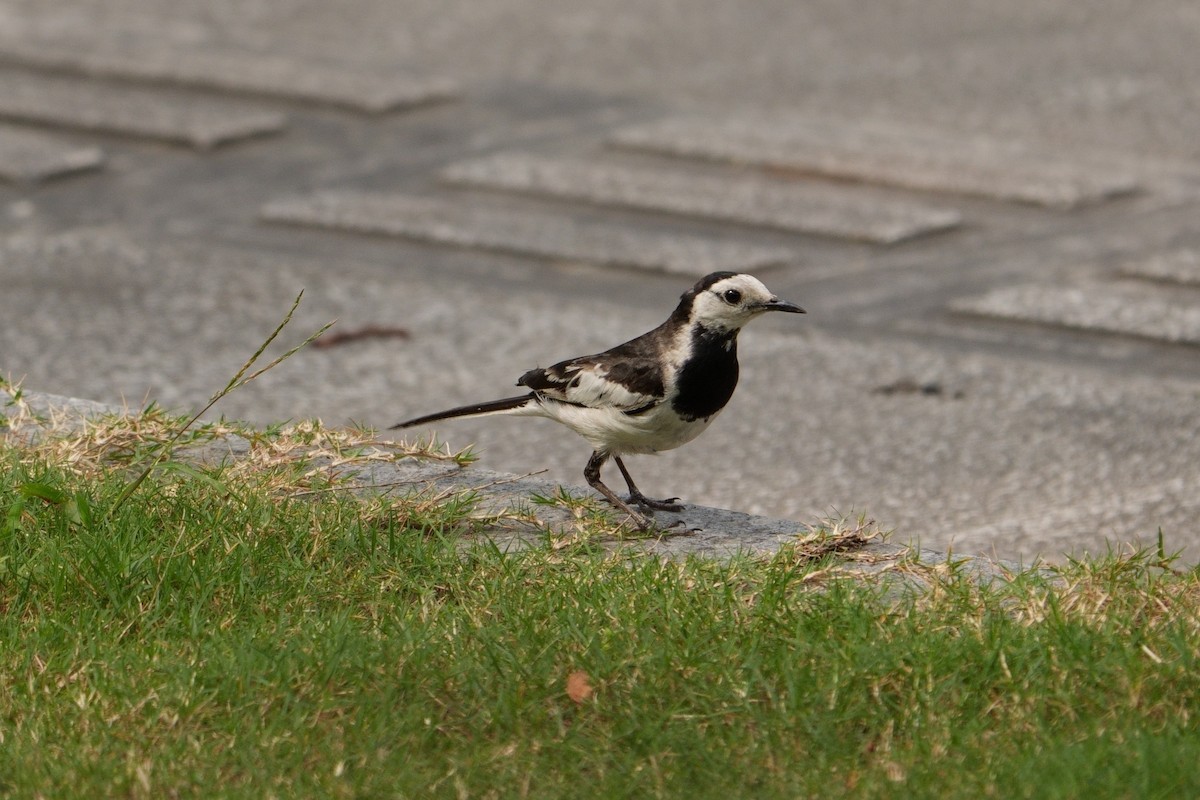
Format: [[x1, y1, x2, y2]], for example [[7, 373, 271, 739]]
[[103, 290, 334, 520]]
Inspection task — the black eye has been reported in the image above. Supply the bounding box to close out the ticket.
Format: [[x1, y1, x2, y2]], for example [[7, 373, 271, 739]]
[[722, 289, 742, 304]]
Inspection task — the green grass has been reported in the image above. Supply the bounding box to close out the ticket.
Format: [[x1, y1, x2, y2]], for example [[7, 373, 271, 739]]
[[2, 416, 1199, 799]]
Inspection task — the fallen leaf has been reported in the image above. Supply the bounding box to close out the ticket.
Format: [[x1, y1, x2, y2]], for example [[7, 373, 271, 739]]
[[566, 670, 594, 704]]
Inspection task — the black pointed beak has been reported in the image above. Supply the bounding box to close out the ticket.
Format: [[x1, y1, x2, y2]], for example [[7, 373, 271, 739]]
[[758, 297, 806, 314]]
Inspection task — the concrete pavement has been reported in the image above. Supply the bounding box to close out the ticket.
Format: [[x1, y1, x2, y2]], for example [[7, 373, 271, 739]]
[[1, 0, 1198, 561]]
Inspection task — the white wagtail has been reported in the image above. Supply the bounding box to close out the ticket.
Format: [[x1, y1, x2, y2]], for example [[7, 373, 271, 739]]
[[392, 271, 805, 529]]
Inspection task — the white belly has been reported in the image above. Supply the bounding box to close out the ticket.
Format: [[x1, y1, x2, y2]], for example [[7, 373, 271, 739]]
[[532, 400, 718, 455]]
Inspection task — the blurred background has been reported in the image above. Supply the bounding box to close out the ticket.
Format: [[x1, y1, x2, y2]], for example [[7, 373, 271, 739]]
[[2, 0, 1199, 562]]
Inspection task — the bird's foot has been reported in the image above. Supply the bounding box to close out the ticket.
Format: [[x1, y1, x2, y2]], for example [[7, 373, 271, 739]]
[[627, 492, 684, 513]]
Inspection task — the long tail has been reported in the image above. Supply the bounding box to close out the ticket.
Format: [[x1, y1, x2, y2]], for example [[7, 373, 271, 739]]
[[390, 393, 537, 429]]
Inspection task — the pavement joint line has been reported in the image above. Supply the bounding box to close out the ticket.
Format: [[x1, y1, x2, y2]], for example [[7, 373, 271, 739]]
[[0, 123, 104, 182], [0, 72, 287, 149], [441, 151, 963, 244], [0, 35, 460, 114], [611, 115, 1140, 209], [1118, 248, 1200, 286], [949, 281, 1200, 346], [259, 191, 795, 276]]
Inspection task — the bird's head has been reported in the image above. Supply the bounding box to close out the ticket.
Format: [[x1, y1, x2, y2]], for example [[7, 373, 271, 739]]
[[678, 272, 805, 332]]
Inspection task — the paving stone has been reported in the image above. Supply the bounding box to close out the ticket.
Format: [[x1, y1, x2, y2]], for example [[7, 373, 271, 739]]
[[1, 0, 1199, 570], [957, 476, 1199, 563], [2, 387, 1022, 588], [0, 36, 459, 114], [611, 115, 1139, 209], [442, 152, 962, 244], [1119, 248, 1200, 286], [0, 124, 103, 181], [950, 281, 1200, 345], [0, 72, 286, 149], [260, 191, 794, 275]]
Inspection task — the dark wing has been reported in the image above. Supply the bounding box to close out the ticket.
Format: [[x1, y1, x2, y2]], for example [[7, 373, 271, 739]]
[[517, 338, 666, 414]]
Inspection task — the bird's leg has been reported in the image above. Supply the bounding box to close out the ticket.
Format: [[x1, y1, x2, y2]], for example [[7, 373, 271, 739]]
[[584, 451, 653, 530], [613, 456, 685, 513]]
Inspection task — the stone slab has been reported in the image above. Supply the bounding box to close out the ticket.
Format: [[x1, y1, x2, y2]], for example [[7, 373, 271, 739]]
[[950, 281, 1200, 345], [0, 72, 286, 149], [0, 124, 104, 182], [0, 36, 459, 114], [1119, 248, 1200, 286], [611, 115, 1140, 209], [1, 387, 1022, 591], [260, 191, 794, 275], [442, 152, 963, 244]]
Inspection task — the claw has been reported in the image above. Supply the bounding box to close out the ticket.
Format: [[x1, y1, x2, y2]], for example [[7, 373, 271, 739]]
[[627, 492, 685, 513]]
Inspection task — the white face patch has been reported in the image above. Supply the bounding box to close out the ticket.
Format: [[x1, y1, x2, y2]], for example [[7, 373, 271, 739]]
[[689, 274, 780, 332]]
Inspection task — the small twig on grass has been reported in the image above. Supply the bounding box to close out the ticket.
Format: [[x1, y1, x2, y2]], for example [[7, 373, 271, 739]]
[[793, 516, 882, 561]]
